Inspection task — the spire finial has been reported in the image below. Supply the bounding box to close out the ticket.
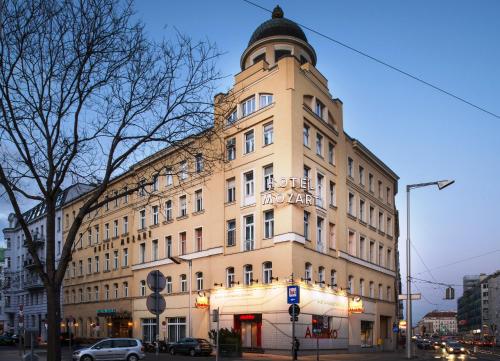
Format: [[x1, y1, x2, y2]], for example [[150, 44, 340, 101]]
[[272, 5, 284, 19]]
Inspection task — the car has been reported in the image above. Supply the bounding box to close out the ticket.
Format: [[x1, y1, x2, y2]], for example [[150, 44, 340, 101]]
[[72, 338, 145, 361], [168, 338, 213, 356], [0, 335, 16, 346], [445, 341, 467, 355], [416, 338, 432, 350]]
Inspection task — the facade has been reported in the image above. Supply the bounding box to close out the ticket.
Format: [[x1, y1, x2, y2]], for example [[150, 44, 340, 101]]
[[0, 247, 7, 333], [480, 271, 500, 339], [1, 184, 92, 339], [457, 274, 486, 334], [62, 6, 400, 351], [417, 311, 457, 335]]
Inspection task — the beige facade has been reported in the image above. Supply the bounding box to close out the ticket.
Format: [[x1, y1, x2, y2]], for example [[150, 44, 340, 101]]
[[62, 7, 399, 351]]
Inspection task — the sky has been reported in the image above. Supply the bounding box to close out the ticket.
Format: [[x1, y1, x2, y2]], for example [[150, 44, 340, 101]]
[[1, 0, 499, 323]]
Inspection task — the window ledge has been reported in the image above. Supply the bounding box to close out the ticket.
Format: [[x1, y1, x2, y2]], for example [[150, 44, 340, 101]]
[[162, 220, 174, 225], [193, 210, 205, 216], [368, 225, 377, 232], [347, 213, 357, 221], [177, 215, 189, 221], [150, 224, 160, 229], [137, 228, 147, 233], [225, 201, 236, 206], [329, 204, 337, 210]]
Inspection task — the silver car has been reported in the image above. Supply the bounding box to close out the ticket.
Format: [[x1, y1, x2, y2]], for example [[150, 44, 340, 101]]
[[72, 338, 145, 361]]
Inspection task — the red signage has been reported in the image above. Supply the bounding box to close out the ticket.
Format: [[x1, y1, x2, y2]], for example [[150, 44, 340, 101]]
[[239, 314, 255, 321]]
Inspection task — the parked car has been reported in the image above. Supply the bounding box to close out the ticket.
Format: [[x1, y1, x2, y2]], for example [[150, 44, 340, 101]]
[[0, 335, 16, 346], [416, 338, 432, 350], [72, 338, 145, 361], [168, 338, 213, 356], [445, 341, 467, 355]]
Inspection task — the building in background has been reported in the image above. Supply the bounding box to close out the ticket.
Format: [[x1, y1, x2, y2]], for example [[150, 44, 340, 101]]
[[480, 271, 500, 340], [0, 247, 7, 333], [1, 184, 92, 340], [417, 310, 457, 335], [457, 274, 487, 335]]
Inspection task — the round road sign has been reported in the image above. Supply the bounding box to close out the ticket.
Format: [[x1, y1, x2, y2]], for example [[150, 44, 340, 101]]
[[146, 293, 166, 315], [288, 304, 300, 317], [147, 270, 166, 292]]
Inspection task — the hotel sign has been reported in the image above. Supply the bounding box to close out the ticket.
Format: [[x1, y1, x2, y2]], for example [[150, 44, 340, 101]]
[[195, 295, 209, 309], [262, 177, 319, 206], [348, 297, 364, 313]]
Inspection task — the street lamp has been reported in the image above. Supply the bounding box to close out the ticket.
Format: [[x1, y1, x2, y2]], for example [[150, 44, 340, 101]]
[[169, 256, 193, 337], [406, 179, 454, 359]]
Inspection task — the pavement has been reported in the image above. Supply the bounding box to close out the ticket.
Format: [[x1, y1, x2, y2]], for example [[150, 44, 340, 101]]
[[1, 345, 500, 361]]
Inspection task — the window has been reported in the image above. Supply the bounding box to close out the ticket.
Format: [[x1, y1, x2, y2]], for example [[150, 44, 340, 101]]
[[369, 241, 375, 263], [303, 165, 310, 180], [244, 171, 254, 200], [387, 187, 391, 204], [244, 130, 254, 154], [303, 211, 310, 239], [378, 212, 384, 232], [152, 174, 159, 191], [315, 99, 324, 118], [347, 157, 354, 178], [304, 263, 312, 284], [87, 258, 92, 274], [195, 228, 203, 252], [260, 93, 273, 108], [94, 256, 99, 272], [139, 243, 146, 264], [263, 164, 274, 191], [123, 216, 128, 234], [140, 280, 146, 296], [179, 195, 187, 217], [316, 173, 324, 207], [104, 223, 110, 240], [253, 52, 266, 64], [95, 286, 99, 301], [263, 262, 272, 284], [369, 173, 374, 192], [165, 200, 173, 221], [94, 225, 99, 243], [348, 192, 355, 216], [105, 196, 109, 211], [227, 219, 236, 247], [165, 236, 172, 258], [166, 276, 172, 294], [329, 223, 336, 249], [152, 239, 158, 261], [113, 220, 118, 238], [139, 180, 146, 197], [330, 270, 337, 288], [139, 209, 146, 229], [227, 109, 237, 124], [123, 282, 128, 297], [113, 250, 119, 270], [88, 228, 92, 246], [359, 199, 365, 222], [360, 279, 365, 296], [316, 217, 324, 252], [348, 276, 354, 294], [264, 210, 274, 239], [152, 205, 159, 225], [318, 266, 325, 287], [179, 161, 188, 180], [167, 317, 186, 343], [179, 232, 186, 255], [79, 260, 83, 276], [195, 154, 204, 173], [142, 318, 157, 343], [387, 249, 392, 269], [226, 138, 236, 160], [316, 133, 323, 156], [244, 215, 254, 251], [226, 267, 235, 288], [387, 217, 393, 236], [329, 181, 336, 207], [165, 167, 173, 186], [348, 230, 356, 255], [369, 282, 374, 298], [104, 253, 110, 271], [303, 124, 310, 146], [192, 190, 203, 212], [226, 178, 236, 203], [241, 96, 256, 117], [378, 245, 384, 266], [123, 248, 128, 267], [359, 166, 365, 185], [387, 286, 392, 301], [369, 206, 375, 226], [328, 142, 335, 164], [378, 181, 383, 199], [123, 186, 129, 203], [360, 236, 366, 260], [263, 122, 273, 145], [196, 272, 203, 291], [378, 284, 383, 299], [243, 265, 253, 285], [275, 49, 291, 61], [180, 274, 187, 292], [105, 285, 109, 300]]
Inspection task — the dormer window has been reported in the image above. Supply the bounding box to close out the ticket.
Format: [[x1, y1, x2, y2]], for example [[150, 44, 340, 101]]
[[259, 94, 273, 108], [253, 53, 266, 64], [315, 100, 324, 119], [275, 49, 291, 62], [241, 96, 256, 117], [227, 109, 237, 124]]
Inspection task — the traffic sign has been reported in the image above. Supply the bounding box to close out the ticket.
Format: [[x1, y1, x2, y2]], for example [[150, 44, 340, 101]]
[[147, 293, 166, 315], [290, 316, 298, 322], [288, 304, 300, 317], [147, 270, 166, 292], [287, 285, 300, 304]]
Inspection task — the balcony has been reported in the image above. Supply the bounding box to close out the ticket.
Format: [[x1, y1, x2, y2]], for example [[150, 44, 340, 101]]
[[24, 277, 45, 291], [23, 235, 45, 248], [24, 258, 44, 270]]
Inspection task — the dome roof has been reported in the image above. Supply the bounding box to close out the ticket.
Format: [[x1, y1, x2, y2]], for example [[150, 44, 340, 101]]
[[248, 6, 308, 47]]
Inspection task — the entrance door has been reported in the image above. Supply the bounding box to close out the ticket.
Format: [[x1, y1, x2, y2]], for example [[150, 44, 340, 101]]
[[241, 322, 258, 348]]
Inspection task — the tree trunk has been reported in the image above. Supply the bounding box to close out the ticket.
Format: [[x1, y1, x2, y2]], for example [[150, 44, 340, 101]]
[[46, 284, 62, 361]]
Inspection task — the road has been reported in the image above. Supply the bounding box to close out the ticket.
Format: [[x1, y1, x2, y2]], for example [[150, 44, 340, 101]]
[[0, 345, 499, 361]]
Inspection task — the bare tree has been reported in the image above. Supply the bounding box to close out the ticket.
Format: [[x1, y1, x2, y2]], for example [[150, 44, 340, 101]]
[[0, 0, 228, 359]]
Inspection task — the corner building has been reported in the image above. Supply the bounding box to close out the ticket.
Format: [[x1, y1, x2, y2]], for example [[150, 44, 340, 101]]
[[62, 6, 399, 351]]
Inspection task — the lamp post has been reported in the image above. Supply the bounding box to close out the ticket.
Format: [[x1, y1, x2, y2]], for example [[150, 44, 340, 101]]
[[406, 179, 454, 359], [169, 256, 193, 337]]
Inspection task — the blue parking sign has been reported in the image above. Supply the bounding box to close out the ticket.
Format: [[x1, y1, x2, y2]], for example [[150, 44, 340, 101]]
[[287, 285, 300, 304]]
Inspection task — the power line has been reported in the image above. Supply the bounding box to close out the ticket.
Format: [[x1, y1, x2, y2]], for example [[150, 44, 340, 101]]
[[411, 243, 439, 284], [412, 276, 500, 291], [241, 0, 500, 120]]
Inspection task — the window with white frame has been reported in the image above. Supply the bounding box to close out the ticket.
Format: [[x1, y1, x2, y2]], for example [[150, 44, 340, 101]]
[[152, 174, 159, 192], [259, 93, 273, 108], [104, 285, 109, 300], [244, 171, 254, 202], [139, 179, 146, 197], [180, 274, 187, 292], [263, 122, 273, 145], [387, 249, 392, 270], [369, 281, 374, 298], [244, 215, 254, 251], [316, 173, 324, 207], [226, 138, 236, 161], [330, 270, 337, 288], [378, 245, 384, 266], [113, 220, 118, 238], [264, 210, 274, 239], [195, 228, 203, 252], [227, 108, 237, 124], [304, 262, 312, 284], [243, 264, 253, 285], [318, 266, 325, 287], [303, 124, 310, 146], [369, 173, 374, 192], [348, 230, 356, 255], [360, 236, 366, 260], [378, 212, 384, 232], [316, 217, 324, 252], [360, 279, 365, 296], [196, 272, 203, 291], [139, 243, 146, 264], [378, 181, 383, 199], [123, 282, 128, 297], [123, 248, 128, 267], [166, 276, 172, 294], [226, 267, 235, 288], [369, 241, 375, 263], [263, 164, 273, 191], [165, 236, 172, 258], [179, 161, 188, 180], [315, 99, 324, 118], [316, 133, 323, 156], [241, 96, 256, 117], [359, 199, 365, 222], [244, 130, 255, 154], [105, 223, 110, 240], [378, 284, 383, 299], [95, 225, 99, 243], [179, 195, 187, 217], [329, 181, 336, 207], [348, 192, 355, 216], [329, 223, 336, 249], [227, 219, 236, 247], [359, 166, 365, 186], [195, 190, 203, 212], [347, 157, 354, 178], [139, 209, 146, 229], [226, 178, 236, 203], [113, 250, 119, 270], [328, 142, 335, 165], [303, 211, 310, 239], [195, 154, 203, 173], [165, 167, 173, 186], [124, 186, 129, 203], [123, 216, 128, 234], [165, 200, 173, 221], [179, 232, 186, 255], [104, 253, 110, 271], [152, 239, 158, 261], [348, 275, 354, 294], [263, 262, 272, 284], [140, 280, 146, 296], [369, 206, 375, 226], [152, 205, 159, 225], [387, 216, 392, 236], [95, 255, 99, 272]]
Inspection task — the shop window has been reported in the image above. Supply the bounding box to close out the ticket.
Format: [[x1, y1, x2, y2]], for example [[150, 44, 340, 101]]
[[141, 318, 157, 343], [361, 321, 374, 347], [167, 317, 186, 342]]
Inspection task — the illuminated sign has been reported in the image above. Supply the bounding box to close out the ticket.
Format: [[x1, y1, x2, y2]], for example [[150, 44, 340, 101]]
[[195, 296, 209, 309], [348, 297, 364, 313], [261, 177, 320, 206], [239, 314, 255, 321], [399, 320, 407, 329]]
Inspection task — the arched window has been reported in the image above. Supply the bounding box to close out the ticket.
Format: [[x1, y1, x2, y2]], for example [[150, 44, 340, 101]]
[[226, 267, 235, 288], [180, 274, 187, 292], [166, 276, 172, 294], [196, 272, 203, 291], [304, 263, 312, 284], [244, 265, 253, 285], [330, 270, 337, 288], [318, 266, 325, 287], [262, 262, 272, 284], [140, 280, 146, 296], [348, 276, 354, 294], [360, 279, 365, 296]]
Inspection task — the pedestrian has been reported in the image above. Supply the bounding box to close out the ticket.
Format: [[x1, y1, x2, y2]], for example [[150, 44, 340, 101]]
[[292, 337, 300, 360]]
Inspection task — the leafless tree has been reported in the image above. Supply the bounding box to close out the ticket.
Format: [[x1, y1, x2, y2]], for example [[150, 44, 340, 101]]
[[0, 0, 228, 359]]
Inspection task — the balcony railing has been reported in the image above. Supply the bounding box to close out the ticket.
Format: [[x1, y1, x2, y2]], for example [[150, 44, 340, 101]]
[[23, 234, 45, 248], [24, 258, 45, 270], [24, 277, 45, 291]]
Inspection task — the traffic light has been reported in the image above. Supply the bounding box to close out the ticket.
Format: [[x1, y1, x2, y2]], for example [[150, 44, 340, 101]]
[[445, 287, 455, 300]]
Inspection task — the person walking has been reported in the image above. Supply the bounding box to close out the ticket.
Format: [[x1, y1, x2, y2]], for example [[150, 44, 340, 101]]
[[292, 337, 300, 360]]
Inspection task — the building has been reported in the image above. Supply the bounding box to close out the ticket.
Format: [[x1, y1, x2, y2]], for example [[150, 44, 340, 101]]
[[457, 274, 487, 335], [480, 271, 500, 338], [417, 311, 457, 335], [62, 6, 400, 351], [0, 247, 7, 333], [1, 184, 92, 339]]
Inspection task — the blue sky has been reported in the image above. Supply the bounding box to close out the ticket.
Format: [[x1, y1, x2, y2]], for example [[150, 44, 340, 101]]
[[131, 0, 500, 322]]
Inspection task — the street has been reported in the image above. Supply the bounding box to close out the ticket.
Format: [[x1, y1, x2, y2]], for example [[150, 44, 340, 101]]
[[0, 345, 499, 361]]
